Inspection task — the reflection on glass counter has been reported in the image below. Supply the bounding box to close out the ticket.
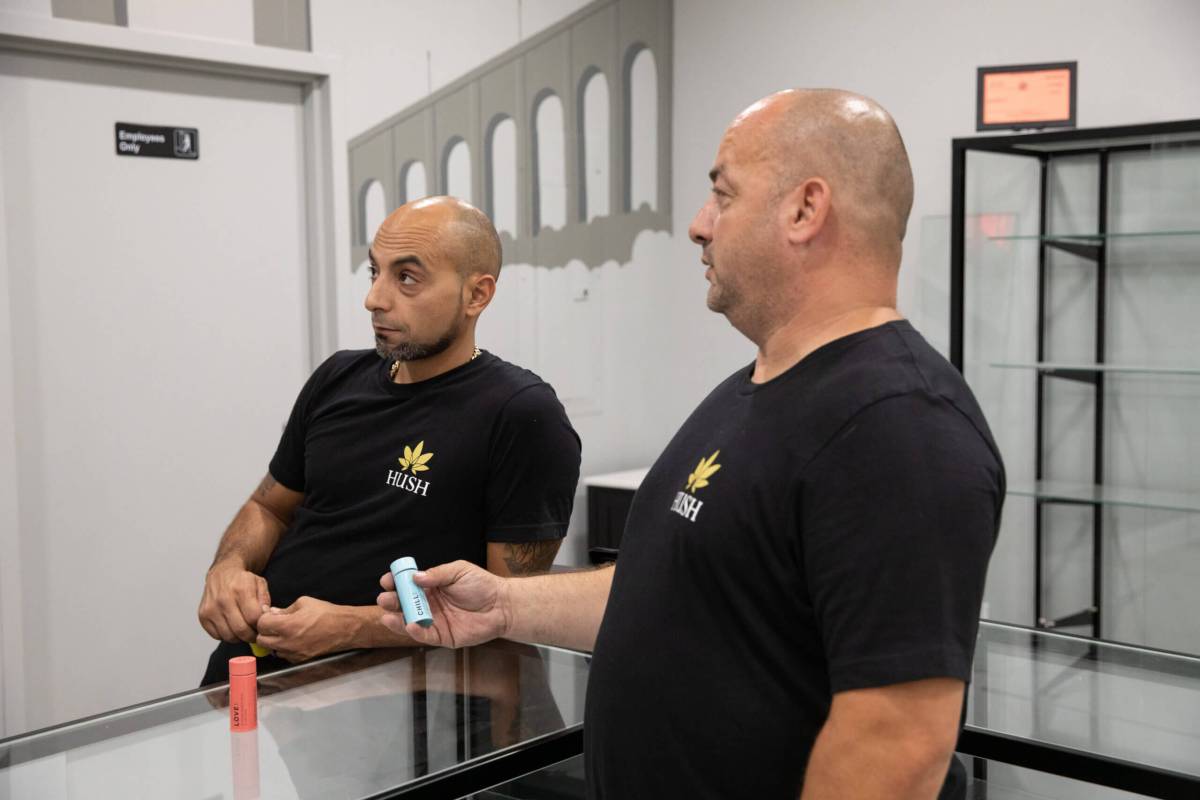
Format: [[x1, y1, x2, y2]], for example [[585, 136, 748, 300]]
[[0, 642, 588, 799], [962, 621, 1200, 797], [4, 623, 1200, 798], [469, 754, 585, 800]]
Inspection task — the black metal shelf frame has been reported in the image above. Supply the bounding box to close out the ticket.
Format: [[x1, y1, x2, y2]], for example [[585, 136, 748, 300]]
[[949, 119, 1200, 638]]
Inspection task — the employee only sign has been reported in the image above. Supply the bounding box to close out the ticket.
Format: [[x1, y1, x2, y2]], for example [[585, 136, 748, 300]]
[[115, 122, 199, 160]]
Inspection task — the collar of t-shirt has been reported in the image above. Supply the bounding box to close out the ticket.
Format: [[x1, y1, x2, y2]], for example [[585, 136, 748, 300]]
[[374, 350, 495, 398], [736, 319, 912, 396]]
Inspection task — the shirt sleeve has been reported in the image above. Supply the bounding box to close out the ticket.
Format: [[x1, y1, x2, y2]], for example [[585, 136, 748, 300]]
[[799, 391, 1003, 694], [267, 355, 340, 493], [485, 383, 582, 542]]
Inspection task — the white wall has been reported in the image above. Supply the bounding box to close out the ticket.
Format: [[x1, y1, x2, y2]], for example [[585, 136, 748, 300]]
[[0, 8, 331, 737], [125, 0, 254, 43], [665, 0, 1200, 390], [0, 115, 27, 738]]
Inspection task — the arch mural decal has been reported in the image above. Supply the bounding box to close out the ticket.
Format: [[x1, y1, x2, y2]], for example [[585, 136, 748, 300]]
[[348, 0, 673, 271]]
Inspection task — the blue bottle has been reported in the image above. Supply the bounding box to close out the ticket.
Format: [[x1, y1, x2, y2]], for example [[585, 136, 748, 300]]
[[390, 557, 434, 627]]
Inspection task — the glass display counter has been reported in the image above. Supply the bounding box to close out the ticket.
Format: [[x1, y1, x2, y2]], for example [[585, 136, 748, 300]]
[[961, 621, 1200, 798], [4, 623, 1198, 799], [0, 641, 588, 799]]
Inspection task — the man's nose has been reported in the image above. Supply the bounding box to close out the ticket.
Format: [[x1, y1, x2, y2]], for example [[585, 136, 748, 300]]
[[364, 275, 386, 312], [688, 199, 713, 247]]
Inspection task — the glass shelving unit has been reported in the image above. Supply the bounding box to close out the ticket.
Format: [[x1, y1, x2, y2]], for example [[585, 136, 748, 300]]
[[950, 119, 1200, 641]]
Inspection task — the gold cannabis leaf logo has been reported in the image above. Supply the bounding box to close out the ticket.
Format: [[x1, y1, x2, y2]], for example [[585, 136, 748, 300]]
[[685, 450, 721, 492], [398, 441, 434, 474]]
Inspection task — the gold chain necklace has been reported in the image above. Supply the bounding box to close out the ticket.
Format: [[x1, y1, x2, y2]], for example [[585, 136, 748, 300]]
[[390, 347, 481, 380]]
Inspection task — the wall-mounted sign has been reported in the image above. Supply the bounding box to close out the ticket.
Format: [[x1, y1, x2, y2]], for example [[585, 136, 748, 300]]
[[976, 62, 1076, 132], [114, 122, 199, 160]]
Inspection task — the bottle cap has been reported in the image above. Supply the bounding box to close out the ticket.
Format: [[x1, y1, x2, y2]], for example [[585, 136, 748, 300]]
[[390, 557, 418, 574], [229, 656, 257, 678]]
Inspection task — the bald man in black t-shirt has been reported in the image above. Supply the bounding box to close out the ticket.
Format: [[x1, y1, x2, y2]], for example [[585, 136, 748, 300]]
[[197, 197, 581, 685], [380, 91, 1004, 800]]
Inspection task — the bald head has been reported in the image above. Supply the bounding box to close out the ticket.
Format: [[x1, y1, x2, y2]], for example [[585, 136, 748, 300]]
[[378, 196, 502, 279], [737, 89, 914, 260]]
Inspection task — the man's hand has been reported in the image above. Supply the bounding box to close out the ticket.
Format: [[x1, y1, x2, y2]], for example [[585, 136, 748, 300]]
[[198, 562, 271, 643], [377, 560, 511, 649], [255, 596, 354, 663], [199, 473, 302, 643]]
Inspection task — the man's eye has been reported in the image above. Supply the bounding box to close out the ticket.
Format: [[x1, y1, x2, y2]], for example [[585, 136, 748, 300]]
[[398, 271, 417, 285], [368, 268, 378, 282]]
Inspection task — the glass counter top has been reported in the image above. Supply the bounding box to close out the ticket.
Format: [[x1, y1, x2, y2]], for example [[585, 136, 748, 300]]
[[1006, 479, 1200, 514], [0, 642, 589, 799], [990, 361, 1200, 377], [6, 623, 1199, 798], [966, 621, 1200, 795]]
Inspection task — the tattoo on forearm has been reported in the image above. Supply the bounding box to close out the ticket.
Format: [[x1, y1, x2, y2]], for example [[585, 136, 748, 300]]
[[255, 474, 277, 500], [501, 541, 559, 575]]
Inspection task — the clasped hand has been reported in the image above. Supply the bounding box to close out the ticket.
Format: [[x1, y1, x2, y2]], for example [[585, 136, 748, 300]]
[[198, 563, 349, 663], [255, 596, 349, 663]]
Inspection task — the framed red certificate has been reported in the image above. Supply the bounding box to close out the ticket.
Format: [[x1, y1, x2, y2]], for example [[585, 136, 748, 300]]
[[977, 62, 1076, 131]]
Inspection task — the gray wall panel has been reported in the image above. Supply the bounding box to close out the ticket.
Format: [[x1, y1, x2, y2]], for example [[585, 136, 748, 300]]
[[346, 0, 673, 272], [253, 0, 311, 51]]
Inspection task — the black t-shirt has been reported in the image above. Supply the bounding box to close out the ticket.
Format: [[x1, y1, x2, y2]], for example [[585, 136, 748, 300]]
[[261, 349, 581, 609], [585, 321, 1004, 799]]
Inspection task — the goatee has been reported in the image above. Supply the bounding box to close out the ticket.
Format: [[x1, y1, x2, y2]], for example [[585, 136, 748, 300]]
[[376, 330, 457, 363]]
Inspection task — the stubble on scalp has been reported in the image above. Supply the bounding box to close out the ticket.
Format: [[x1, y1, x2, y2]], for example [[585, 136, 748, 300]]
[[423, 196, 503, 280], [760, 89, 914, 263]]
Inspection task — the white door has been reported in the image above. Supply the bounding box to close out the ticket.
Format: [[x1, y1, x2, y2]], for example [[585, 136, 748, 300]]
[[0, 49, 312, 733]]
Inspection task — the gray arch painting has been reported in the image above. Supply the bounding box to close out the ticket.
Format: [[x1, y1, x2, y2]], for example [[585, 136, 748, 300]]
[[348, 0, 673, 271]]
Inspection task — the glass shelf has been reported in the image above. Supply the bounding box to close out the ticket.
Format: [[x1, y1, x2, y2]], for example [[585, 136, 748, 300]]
[[988, 229, 1200, 242], [1005, 129, 1200, 153], [990, 361, 1200, 376], [1007, 480, 1200, 513]]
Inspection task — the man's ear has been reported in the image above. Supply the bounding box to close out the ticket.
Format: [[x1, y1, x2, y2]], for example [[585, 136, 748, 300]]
[[784, 177, 832, 246], [465, 273, 497, 317]]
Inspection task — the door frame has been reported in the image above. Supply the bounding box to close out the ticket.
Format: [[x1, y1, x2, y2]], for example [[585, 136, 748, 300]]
[[0, 11, 337, 736]]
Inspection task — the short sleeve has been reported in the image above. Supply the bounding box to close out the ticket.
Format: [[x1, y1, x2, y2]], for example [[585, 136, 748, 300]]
[[800, 391, 1002, 694], [267, 356, 339, 492], [485, 383, 582, 542]]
